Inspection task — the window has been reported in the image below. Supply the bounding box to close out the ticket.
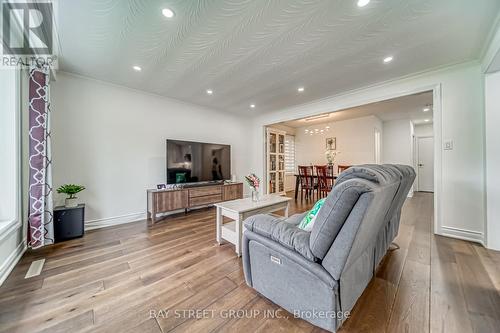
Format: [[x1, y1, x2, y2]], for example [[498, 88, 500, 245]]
[[284, 134, 296, 174], [0, 68, 20, 230]]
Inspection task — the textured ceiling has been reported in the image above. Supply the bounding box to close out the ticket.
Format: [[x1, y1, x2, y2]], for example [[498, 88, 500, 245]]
[[279, 90, 433, 128], [57, 0, 500, 115]]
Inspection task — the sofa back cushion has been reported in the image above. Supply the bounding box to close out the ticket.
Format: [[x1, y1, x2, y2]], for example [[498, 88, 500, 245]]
[[309, 179, 372, 259]]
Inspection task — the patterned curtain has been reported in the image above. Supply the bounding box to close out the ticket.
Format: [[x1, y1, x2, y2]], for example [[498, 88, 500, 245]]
[[28, 66, 54, 248]]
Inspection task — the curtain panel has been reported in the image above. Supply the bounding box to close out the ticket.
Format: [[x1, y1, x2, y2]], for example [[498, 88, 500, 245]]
[[27, 66, 54, 248]]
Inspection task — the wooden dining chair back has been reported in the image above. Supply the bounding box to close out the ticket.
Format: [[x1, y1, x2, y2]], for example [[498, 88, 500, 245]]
[[298, 165, 315, 201], [315, 165, 332, 198], [326, 165, 335, 187], [337, 165, 351, 174]]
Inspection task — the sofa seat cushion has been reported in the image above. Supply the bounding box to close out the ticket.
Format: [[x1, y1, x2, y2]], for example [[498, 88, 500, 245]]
[[244, 214, 316, 261]]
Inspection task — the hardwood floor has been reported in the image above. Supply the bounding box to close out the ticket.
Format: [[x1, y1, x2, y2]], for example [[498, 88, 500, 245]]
[[1, 192, 499, 332]]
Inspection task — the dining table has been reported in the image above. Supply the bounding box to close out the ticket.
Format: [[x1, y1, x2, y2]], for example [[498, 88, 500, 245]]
[[294, 174, 337, 200]]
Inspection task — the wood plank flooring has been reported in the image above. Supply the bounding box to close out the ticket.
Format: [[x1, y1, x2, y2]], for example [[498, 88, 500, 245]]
[[0, 192, 499, 332]]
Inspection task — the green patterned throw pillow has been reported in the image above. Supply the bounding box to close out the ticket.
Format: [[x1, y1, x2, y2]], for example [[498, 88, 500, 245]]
[[298, 198, 326, 231]]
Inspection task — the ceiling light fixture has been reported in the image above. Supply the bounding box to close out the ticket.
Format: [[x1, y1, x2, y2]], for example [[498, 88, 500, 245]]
[[424, 119, 430, 122], [132, 65, 142, 71], [305, 124, 331, 136], [383, 56, 393, 63], [298, 87, 305, 92], [423, 104, 432, 112], [304, 114, 330, 121], [250, 104, 256, 108], [357, 0, 370, 8], [162, 8, 175, 18], [206, 89, 213, 95]]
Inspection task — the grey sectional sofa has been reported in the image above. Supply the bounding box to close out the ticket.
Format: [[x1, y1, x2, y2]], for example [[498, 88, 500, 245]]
[[242, 164, 415, 332]]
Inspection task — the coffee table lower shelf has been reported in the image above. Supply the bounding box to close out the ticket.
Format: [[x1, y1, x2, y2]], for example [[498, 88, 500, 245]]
[[215, 195, 291, 257]]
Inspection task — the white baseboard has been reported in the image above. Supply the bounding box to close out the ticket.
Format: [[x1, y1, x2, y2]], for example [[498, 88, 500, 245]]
[[0, 241, 26, 286], [85, 205, 217, 231], [85, 212, 146, 231], [440, 226, 484, 245]]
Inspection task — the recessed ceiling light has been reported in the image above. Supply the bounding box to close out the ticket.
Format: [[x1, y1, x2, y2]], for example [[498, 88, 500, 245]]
[[250, 104, 255, 108], [162, 8, 175, 18], [298, 87, 305, 92], [206, 89, 213, 95], [325, 126, 330, 129], [383, 56, 393, 63], [423, 107, 430, 112], [132, 65, 142, 71], [357, 0, 370, 7], [424, 119, 430, 122]]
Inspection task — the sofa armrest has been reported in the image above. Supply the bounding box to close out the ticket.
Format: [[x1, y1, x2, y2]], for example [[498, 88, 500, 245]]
[[244, 214, 316, 261]]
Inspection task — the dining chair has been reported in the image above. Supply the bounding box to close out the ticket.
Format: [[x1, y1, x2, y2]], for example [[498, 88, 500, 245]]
[[315, 165, 332, 198], [326, 164, 335, 187], [298, 165, 316, 201], [338, 165, 351, 174]]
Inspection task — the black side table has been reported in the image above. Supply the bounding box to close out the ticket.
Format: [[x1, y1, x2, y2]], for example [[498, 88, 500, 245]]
[[53, 204, 85, 242]]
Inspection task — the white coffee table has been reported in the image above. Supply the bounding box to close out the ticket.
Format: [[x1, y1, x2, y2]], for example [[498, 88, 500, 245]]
[[214, 194, 291, 256]]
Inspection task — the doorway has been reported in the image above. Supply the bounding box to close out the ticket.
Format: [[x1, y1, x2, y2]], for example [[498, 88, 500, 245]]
[[416, 136, 434, 192]]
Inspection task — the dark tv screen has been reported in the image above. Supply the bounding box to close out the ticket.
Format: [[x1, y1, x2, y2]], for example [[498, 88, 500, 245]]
[[166, 139, 231, 184]]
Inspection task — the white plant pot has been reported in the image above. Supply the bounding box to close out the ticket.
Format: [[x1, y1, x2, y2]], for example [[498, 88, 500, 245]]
[[65, 197, 78, 208]]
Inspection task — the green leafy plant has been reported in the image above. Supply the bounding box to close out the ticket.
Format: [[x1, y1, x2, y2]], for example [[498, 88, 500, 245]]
[[57, 184, 85, 199]]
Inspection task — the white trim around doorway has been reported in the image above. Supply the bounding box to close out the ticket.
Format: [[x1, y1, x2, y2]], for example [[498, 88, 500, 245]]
[[262, 83, 443, 237]]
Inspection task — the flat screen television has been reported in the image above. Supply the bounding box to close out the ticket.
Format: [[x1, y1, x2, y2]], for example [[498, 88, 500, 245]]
[[166, 139, 231, 184]]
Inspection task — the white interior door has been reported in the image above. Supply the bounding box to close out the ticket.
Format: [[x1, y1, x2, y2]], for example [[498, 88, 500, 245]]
[[374, 129, 381, 164], [417, 136, 434, 192]]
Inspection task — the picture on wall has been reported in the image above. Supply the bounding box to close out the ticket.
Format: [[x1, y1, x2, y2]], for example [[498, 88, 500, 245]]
[[326, 137, 336, 150]]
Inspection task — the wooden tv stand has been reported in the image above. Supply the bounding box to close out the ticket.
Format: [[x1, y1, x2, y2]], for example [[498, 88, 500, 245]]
[[146, 182, 243, 224]]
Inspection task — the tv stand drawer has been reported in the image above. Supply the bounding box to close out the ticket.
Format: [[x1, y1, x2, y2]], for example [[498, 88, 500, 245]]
[[189, 194, 222, 207], [189, 186, 222, 198]]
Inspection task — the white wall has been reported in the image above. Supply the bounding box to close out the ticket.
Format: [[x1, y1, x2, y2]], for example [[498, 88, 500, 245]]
[[250, 62, 486, 245], [295, 116, 382, 169], [51, 72, 251, 228], [485, 71, 500, 250], [414, 123, 434, 137], [382, 119, 413, 165]]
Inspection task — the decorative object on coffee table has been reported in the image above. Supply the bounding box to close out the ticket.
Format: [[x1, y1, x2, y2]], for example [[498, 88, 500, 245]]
[[57, 184, 85, 208], [244, 173, 261, 202]]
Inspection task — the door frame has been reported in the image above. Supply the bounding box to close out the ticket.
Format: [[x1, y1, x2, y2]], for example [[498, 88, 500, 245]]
[[261, 83, 442, 236], [414, 134, 434, 192]]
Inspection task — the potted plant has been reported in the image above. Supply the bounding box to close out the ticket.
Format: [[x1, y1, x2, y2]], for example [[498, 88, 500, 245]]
[[57, 184, 86, 208], [244, 173, 261, 202], [325, 149, 340, 166]]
